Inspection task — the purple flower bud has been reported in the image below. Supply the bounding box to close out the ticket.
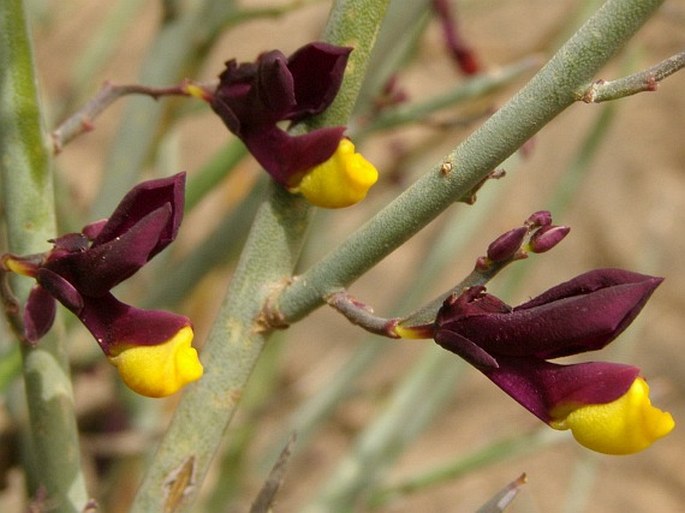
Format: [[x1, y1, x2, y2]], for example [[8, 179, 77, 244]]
[[526, 210, 552, 228], [528, 225, 570, 253], [486, 226, 528, 262]]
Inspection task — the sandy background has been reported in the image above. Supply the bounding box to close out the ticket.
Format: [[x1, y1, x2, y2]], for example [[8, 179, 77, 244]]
[[3, 0, 685, 512]]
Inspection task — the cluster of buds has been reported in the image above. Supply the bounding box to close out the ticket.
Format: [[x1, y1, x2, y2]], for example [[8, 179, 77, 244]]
[[476, 210, 570, 271], [2, 173, 203, 397], [189, 42, 378, 208]]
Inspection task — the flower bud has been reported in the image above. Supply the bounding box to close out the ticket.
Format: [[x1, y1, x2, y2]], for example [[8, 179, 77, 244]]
[[486, 226, 528, 262], [528, 225, 570, 253], [525, 210, 552, 228]]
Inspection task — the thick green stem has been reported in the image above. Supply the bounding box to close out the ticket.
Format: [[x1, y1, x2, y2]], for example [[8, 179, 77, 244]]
[[274, 0, 665, 323], [128, 2, 389, 512], [0, 1, 89, 511]]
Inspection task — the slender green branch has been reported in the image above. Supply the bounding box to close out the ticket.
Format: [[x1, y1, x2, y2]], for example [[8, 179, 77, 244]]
[[128, 2, 390, 512], [301, 345, 464, 513], [579, 50, 685, 103], [0, 1, 89, 511], [369, 428, 558, 509], [353, 55, 541, 138], [272, 0, 666, 325]]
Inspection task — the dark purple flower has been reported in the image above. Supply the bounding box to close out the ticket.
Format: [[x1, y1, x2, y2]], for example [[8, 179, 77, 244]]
[[2, 173, 203, 397], [431, 268, 674, 453], [18, 172, 186, 341], [210, 42, 352, 186]]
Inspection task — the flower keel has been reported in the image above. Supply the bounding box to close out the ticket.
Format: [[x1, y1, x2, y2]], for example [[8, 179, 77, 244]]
[[292, 139, 379, 208], [550, 377, 674, 455], [109, 325, 203, 398]]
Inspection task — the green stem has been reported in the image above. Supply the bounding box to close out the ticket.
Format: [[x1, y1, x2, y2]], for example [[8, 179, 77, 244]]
[[128, 2, 389, 512], [274, 0, 665, 324], [0, 1, 89, 511], [301, 345, 464, 513], [353, 55, 541, 139], [369, 428, 559, 509]]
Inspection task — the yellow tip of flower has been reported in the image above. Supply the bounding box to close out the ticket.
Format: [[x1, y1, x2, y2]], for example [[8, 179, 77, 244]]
[[292, 139, 378, 208], [393, 324, 433, 339], [2, 255, 35, 277], [550, 377, 675, 455], [108, 326, 203, 398], [183, 82, 211, 101]]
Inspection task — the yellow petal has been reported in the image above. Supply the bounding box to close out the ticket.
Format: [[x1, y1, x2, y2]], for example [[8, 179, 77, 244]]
[[2, 255, 35, 276], [293, 139, 378, 208], [108, 325, 203, 398], [550, 377, 674, 455]]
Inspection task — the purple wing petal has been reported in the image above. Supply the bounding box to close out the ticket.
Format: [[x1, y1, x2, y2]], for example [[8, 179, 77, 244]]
[[75, 292, 190, 356], [286, 42, 352, 123], [483, 357, 640, 422], [92, 172, 185, 257], [47, 205, 172, 296], [36, 268, 84, 313], [253, 50, 296, 122], [23, 286, 57, 342], [243, 125, 346, 185]]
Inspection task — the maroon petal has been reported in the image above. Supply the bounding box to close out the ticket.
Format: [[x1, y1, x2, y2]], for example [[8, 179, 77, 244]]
[[74, 292, 190, 355], [517, 268, 660, 310], [92, 172, 185, 258], [244, 125, 346, 185], [23, 286, 57, 342], [82, 219, 108, 241], [434, 329, 499, 369], [46, 205, 172, 296], [286, 42, 352, 123], [436, 269, 662, 359], [253, 50, 297, 122], [36, 268, 84, 313], [482, 357, 640, 422]]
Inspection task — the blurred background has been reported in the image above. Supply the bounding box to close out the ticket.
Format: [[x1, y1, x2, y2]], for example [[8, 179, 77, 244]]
[[2, 0, 684, 511]]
